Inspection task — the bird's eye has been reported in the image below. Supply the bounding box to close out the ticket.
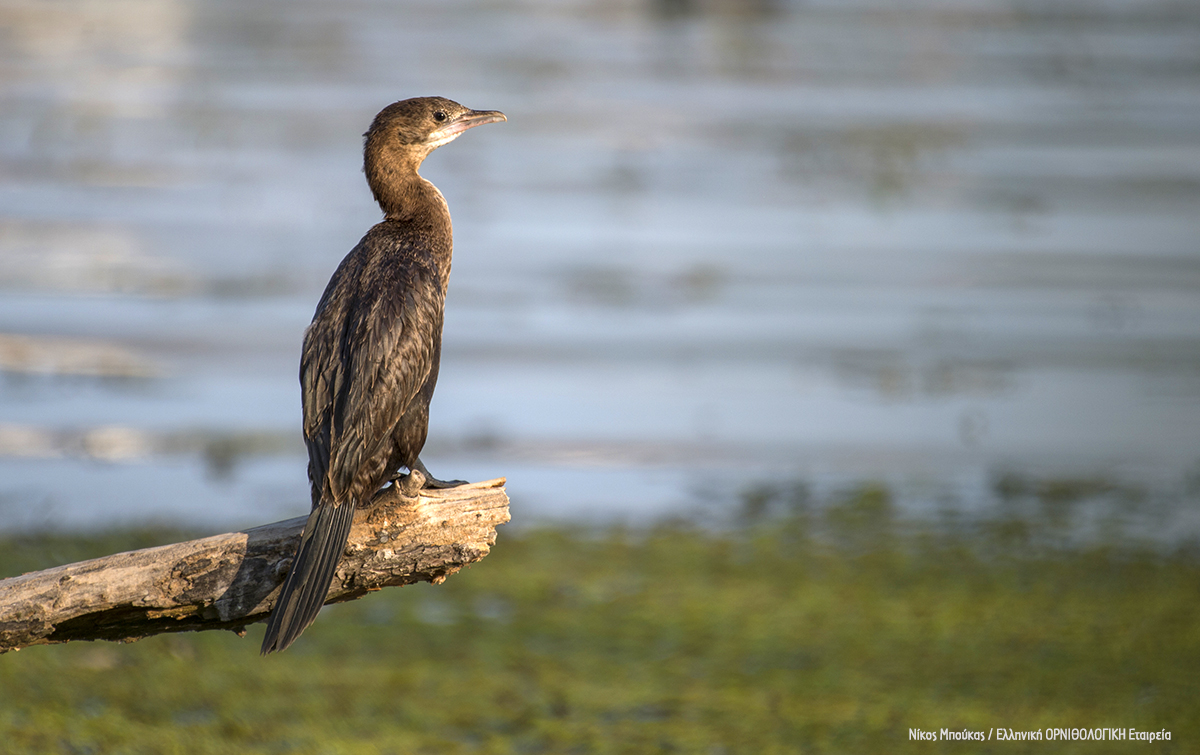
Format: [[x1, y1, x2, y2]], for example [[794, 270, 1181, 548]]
[[433, 111, 448, 122]]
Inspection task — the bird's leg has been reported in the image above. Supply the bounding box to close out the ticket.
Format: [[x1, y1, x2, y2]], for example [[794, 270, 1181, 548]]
[[410, 457, 468, 489]]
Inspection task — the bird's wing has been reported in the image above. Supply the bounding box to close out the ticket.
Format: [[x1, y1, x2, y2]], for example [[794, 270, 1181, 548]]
[[300, 246, 443, 504]]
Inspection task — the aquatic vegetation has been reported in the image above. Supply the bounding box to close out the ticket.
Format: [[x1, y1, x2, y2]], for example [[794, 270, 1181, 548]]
[[1, 510, 1196, 754]]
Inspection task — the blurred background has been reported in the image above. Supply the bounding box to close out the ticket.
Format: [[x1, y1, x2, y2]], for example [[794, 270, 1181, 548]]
[[3, 2, 1200, 750], [1, 0, 1199, 538]]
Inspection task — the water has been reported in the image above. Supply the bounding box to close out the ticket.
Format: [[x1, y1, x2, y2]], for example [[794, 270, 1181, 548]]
[[1, 0, 1199, 536]]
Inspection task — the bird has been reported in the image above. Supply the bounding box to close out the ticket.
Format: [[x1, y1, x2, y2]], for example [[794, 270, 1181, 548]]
[[260, 97, 506, 654]]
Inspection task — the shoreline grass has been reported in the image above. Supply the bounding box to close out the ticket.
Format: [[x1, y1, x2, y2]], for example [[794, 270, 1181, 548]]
[[1, 489, 1197, 753]]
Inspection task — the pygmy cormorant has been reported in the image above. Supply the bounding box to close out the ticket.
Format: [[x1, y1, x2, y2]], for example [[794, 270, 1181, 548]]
[[260, 97, 506, 654]]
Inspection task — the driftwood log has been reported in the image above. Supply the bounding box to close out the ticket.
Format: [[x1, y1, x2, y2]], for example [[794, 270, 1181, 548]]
[[0, 476, 509, 653]]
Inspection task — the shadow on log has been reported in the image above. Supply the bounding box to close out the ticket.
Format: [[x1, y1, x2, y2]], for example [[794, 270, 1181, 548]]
[[0, 478, 509, 653]]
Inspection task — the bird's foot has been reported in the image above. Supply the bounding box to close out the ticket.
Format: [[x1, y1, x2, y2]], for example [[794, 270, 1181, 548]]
[[389, 469, 426, 497], [423, 475, 468, 489], [411, 458, 468, 489]]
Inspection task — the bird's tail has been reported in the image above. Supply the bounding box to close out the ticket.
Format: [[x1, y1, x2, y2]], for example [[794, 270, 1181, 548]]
[[260, 499, 356, 654]]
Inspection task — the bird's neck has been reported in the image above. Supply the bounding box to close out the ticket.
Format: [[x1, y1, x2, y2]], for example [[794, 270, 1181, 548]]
[[372, 173, 455, 286], [368, 165, 448, 220]]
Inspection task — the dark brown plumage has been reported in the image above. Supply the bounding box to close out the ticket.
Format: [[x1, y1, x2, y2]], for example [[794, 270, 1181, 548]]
[[260, 97, 505, 654]]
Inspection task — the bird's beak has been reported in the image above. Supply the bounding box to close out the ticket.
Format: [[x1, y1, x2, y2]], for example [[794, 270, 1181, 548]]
[[432, 109, 507, 141]]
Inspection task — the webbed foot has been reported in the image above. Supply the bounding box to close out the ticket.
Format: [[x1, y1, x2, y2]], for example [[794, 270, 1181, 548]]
[[411, 457, 468, 489]]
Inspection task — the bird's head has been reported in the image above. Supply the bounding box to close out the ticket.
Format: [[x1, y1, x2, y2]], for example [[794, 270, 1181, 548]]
[[364, 96, 505, 177]]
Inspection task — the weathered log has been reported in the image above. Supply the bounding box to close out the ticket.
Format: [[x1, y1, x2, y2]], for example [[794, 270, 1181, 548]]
[[0, 477, 509, 653]]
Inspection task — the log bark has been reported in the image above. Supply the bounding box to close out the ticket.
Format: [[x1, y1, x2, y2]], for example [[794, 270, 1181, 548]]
[[0, 477, 509, 653]]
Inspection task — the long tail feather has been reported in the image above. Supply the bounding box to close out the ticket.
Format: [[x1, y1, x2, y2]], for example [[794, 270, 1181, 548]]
[[260, 500, 356, 654]]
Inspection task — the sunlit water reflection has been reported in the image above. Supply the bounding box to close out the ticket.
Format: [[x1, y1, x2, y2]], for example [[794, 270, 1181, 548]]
[[1, 0, 1199, 539]]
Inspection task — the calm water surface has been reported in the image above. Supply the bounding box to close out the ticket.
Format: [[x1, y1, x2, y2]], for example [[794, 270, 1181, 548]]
[[1, 0, 1199, 537]]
